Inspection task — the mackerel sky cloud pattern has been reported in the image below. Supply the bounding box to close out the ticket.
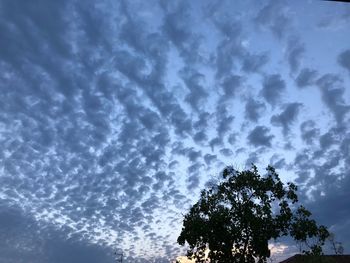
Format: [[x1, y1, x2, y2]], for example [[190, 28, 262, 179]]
[[0, 1, 350, 262]]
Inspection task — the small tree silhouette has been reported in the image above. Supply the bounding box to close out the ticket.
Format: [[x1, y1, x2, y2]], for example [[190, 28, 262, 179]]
[[178, 165, 329, 263]]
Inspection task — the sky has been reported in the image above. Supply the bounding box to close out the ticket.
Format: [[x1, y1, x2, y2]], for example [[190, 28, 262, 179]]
[[0, 0, 350, 262]]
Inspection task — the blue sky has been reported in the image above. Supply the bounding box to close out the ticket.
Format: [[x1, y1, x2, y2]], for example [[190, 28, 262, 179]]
[[0, 0, 350, 262]]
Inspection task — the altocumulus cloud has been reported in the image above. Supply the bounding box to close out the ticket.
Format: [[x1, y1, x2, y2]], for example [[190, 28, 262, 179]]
[[0, 0, 350, 262]]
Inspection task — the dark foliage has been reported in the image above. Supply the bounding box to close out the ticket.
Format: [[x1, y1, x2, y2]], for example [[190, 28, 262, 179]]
[[178, 165, 329, 263]]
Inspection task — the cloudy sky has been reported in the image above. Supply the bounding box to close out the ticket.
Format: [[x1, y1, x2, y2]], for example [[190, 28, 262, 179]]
[[0, 0, 350, 262]]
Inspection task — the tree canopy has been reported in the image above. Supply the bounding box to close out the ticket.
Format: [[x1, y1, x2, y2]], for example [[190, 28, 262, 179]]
[[177, 165, 329, 263]]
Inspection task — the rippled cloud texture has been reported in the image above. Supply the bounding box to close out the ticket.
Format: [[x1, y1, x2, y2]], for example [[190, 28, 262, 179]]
[[0, 0, 350, 262]]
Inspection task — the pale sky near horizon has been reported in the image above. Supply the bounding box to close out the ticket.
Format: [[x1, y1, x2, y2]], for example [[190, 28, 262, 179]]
[[0, 0, 350, 262]]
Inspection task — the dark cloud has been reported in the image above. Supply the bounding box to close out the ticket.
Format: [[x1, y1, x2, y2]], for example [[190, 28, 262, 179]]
[[220, 75, 243, 98], [295, 68, 318, 88], [293, 149, 314, 184], [180, 68, 208, 111], [269, 154, 286, 169], [204, 154, 217, 166], [306, 139, 350, 247], [215, 104, 234, 139], [316, 74, 350, 125], [187, 163, 203, 189], [161, 1, 192, 50], [0, 204, 114, 263], [227, 133, 237, 145], [338, 49, 350, 75], [245, 98, 266, 122], [247, 126, 274, 148], [194, 112, 211, 130], [219, 148, 233, 157], [242, 53, 269, 73], [261, 74, 286, 107], [245, 152, 259, 167], [286, 36, 305, 74], [213, 19, 244, 79], [193, 131, 208, 143], [291, 119, 350, 250], [255, 1, 291, 39], [271, 103, 303, 136], [209, 137, 223, 151], [300, 120, 320, 145], [319, 128, 340, 151]]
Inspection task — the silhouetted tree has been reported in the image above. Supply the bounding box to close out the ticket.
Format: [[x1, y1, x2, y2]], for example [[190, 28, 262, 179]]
[[178, 165, 329, 263], [328, 233, 344, 255]]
